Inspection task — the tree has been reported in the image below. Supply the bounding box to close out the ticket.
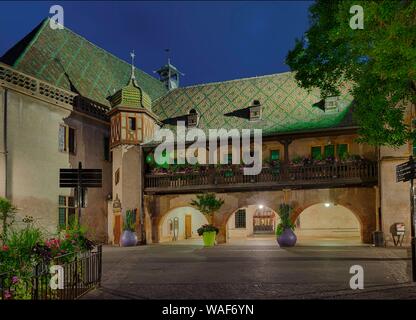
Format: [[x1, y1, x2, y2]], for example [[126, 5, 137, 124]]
[[0, 197, 17, 243], [190, 193, 224, 225], [286, 0, 416, 147]]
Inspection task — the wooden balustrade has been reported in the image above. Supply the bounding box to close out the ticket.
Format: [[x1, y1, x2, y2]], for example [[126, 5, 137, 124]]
[[144, 161, 378, 193]]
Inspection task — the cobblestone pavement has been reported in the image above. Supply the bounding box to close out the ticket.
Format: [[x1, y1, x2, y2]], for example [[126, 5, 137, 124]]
[[83, 241, 415, 299]]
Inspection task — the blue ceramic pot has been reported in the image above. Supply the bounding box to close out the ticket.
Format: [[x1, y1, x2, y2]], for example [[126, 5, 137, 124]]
[[277, 228, 297, 247], [120, 230, 138, 247]]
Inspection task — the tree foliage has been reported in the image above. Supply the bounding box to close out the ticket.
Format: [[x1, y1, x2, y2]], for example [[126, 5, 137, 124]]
[[190, 193, 224, 225], [286, 0, 416, 146]]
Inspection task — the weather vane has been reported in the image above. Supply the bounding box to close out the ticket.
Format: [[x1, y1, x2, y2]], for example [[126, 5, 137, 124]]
[[130, 50, 136, 80]]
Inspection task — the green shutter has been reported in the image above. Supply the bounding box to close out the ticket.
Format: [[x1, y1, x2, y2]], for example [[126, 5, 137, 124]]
[[227, 154, 233, 164], [311, 146, 322, 160], [59, 207, 66, 228], [324, 145, 335, 158], [270, 150, 280, 161], [337, 144, 348, 157]]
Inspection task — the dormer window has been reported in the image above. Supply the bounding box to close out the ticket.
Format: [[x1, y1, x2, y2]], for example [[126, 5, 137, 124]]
[[249, 100, 262, 121], [188, 109, 199, 127], [324, 96, 340, 113]]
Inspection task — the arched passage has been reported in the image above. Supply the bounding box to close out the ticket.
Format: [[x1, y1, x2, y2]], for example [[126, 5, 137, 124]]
[[225, 205, 280, 241], [292, 203, 363, 245], [158, 206, 209, 243]]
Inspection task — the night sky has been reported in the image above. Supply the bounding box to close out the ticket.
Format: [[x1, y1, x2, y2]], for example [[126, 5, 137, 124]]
[[0, 1, 311, 86]]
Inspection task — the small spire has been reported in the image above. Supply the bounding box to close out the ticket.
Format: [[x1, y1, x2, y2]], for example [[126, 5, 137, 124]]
[[130, 50, 136, 81]]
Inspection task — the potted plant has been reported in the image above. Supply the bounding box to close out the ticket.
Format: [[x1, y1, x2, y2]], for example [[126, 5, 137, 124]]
[[276, 203, 297, 247], [120, 210, 137, 247], [290, 156, 303, 166], [190, 193, 224, 247]]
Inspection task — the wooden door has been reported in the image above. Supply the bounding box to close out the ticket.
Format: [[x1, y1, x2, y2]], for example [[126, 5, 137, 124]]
[[185, 215, 192, 239], [114, 215, 121, 245]]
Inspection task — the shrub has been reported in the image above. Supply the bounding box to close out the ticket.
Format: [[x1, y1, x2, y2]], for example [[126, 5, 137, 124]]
[[197, 224, 219, 236], [123, 210, 136, 232], [276, 203, 295, 237], [0, 197, 17, 243]]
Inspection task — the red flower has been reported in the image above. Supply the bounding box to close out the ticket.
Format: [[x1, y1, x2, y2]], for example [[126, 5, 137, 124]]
[[65, 234, 70, 239], [2, 245, 9, 251]]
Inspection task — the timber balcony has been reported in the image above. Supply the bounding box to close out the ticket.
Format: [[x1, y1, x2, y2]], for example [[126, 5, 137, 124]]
[[144, 161, 378, 194]]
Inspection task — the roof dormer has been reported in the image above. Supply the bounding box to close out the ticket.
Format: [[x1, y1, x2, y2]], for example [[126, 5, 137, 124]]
[[249, 100, 262, 121]]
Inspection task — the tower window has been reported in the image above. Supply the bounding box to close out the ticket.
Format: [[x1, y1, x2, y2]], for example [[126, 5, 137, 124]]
[[128, 117, 136, 131], [104, 136, 110, 161]]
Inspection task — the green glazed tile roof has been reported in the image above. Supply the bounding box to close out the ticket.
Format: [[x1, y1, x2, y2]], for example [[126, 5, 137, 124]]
[[109, 79, 152, 110], [0, 18, 167, 107], [152, 72, 354, 135]]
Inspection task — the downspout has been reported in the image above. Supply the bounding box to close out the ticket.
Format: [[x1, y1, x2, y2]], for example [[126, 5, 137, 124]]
[[139, 144, 146, 245], [2, 88, 8, 199]]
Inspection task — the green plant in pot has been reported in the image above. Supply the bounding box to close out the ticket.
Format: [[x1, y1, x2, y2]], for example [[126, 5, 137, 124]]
[[120, 210, 137, 247], [276, 203, 297, 247], [190, 193, 224, 247]]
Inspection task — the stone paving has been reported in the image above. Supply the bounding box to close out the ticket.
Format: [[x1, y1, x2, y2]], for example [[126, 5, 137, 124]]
[[84, 238, 416, 299]]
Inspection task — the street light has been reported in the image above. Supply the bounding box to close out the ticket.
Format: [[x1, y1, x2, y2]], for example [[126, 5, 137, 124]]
[[258, 204, 264, 209], [324, 202, 331, 208]]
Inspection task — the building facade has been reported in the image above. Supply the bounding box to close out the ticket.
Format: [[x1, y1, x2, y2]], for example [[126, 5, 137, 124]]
[[0, 19, 412, 246]]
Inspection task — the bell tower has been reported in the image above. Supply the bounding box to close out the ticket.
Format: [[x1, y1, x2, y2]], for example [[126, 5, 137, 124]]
[[155, 56, 183, 91], [107, 51, 160, 245]]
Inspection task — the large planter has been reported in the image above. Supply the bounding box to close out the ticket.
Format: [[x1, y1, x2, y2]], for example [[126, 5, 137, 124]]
[[120, 230, 138, 247], [277, 228, 297, 247], [202, 231, 216, 247]]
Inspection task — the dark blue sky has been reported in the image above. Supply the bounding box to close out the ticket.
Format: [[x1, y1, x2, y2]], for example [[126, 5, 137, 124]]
[[0, 1, 311, 86]]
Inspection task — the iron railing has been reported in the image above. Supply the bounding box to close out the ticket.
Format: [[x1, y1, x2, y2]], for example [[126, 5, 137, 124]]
[[145, 161, 378, 192], [0, 245, 102, 300]]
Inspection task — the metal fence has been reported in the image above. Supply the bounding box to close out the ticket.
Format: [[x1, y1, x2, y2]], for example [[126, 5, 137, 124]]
[[0, 245, 102, 300]]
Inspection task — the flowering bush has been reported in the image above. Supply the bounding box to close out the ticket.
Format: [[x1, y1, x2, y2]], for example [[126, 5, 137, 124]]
[[197, 224, 219, 236], [0, 214, 95, 300]]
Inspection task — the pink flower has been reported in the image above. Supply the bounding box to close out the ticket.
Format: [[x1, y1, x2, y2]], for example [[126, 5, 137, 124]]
[[2, 245, 9, 251], [11, 276, 19, 284], [4, 290, 12, 299]]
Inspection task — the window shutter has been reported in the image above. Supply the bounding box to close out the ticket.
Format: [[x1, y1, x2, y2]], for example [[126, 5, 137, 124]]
[[324, 145, 335, 158], [337, 144, 348, 157], [68, 127, 76, 154], [270, 150, 280, 161], [59, 125, 66, 152], [311, 146, 322, 160]]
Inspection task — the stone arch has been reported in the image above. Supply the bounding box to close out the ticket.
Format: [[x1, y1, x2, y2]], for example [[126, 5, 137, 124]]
[[291, 203, 363, 242], [158, 206, 209, 242], [224, 205, 280, 240]]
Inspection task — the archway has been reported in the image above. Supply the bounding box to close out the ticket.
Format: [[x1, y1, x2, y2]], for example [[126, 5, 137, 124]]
[[225, 205, 280, 243], [293, 203, 362, 245], [158, 206, 209, 243]]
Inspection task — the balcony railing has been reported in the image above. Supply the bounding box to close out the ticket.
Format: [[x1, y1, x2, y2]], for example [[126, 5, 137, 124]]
[[144, 161, 378, 194]]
